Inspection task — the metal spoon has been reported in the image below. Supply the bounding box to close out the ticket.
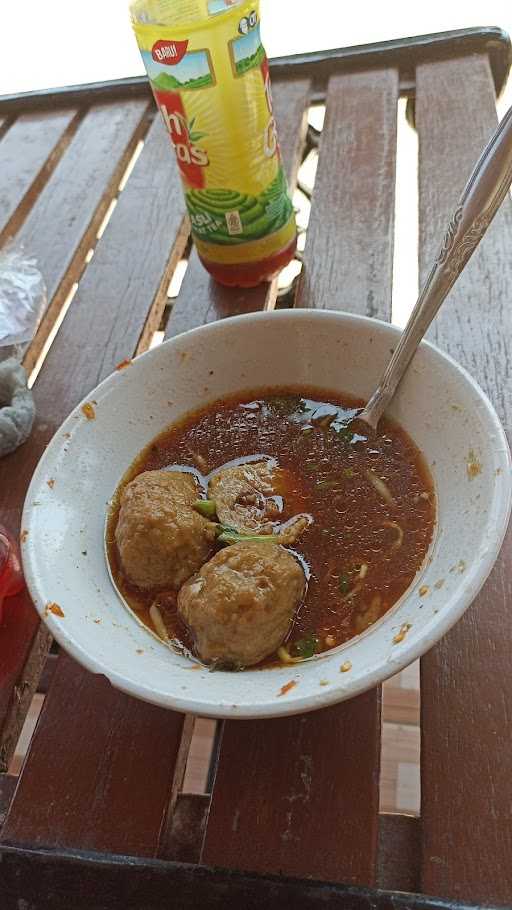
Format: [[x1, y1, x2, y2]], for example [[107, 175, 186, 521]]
[[359, 102, 512, 430]]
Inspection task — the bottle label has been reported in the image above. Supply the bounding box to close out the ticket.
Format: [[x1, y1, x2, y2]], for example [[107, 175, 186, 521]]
[[133, 1, 296, 265]]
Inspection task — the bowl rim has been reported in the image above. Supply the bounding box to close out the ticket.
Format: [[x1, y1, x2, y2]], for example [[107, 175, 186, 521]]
[[21, 309, 512, 718]]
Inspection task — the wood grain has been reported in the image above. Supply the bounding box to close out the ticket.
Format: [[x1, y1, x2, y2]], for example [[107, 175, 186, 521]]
[[0, 109, 80, 242], [416, 54, 512, 904], [0, 775, 16, 829], [377, 814, 420, 892], [0, 594, 51, 772], [296, 69, 398, 319], [140, 793, 423, 892], [16, 100, 150, 373], [0, 843, 478, 910], [201, 69, 399, 886], [203, 693, 382, 883], [1, 655, 185, 856], [59, 113, 189, 373], [159, 793, 209, 864], [0, 109, 201, 855], [382, 681, 419, 725], [165, 78, 310, 338]]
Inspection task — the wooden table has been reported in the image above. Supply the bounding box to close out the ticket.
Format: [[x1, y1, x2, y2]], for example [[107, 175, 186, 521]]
[[0, 26, 511, 910]]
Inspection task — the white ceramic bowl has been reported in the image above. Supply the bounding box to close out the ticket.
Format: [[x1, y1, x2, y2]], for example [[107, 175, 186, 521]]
[[22, 311, 511, 718]]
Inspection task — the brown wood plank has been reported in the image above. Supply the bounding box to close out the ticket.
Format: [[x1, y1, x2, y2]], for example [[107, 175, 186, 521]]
[[0, 845, 474, 910], [37, 652, 57, 695], [165, 78, 310, 338], [0, 590, 49, 769], [0, 593, 51, 773], [0, 775, 17, 829], [1, 655, 184, 856], [202, 69, 398, 887], [377, 814, 420, 892], [162, 796, 421, 889], [16, 99, 150, 373], [416, 54, 512, 904], [0, 109, 199, 854], [0, 109, 80, 242], [159, 793, 209, 864], [57, 113, 189, 370], [0, 110, 188, 758], [297, 69, 398, 319], [382, 681, 419, 725], [203, 693, 382, 884]]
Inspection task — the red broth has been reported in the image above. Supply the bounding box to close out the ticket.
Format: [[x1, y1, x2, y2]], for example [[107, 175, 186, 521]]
[[107, 387, 435, 665]]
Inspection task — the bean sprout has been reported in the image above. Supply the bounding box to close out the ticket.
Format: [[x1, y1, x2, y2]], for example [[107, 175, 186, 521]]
[[366, 469, 395, 506], [150, 603, 169, 641], [382, 520, 404, 551]]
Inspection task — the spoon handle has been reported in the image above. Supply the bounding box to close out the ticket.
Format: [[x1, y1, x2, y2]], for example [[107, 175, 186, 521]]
[[360, 102, 512, 430]]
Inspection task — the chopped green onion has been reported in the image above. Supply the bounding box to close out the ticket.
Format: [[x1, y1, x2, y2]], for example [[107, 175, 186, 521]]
[[194, 499, 217, 518], [339, 574, 351, 594], [332, 424, 354, 442], [291, 634, 319, 659], [215, 524, 279, 546], [316, 479, 343, 490], [343, 468, 354, 478]]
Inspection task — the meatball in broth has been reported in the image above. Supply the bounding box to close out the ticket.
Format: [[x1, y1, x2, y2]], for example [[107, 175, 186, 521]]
[[208, 460, 279, 534], [115, 470, 215, 590], [178, 541, 306, 667]]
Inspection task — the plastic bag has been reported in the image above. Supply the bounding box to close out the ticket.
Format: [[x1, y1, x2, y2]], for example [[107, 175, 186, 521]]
[[0, 243, 46, 347], [0, 243, 44, 456], [0, 358, 36, 456]]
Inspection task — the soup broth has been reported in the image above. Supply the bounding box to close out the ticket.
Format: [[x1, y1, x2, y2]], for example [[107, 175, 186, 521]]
[[107, 387, 435, 666]]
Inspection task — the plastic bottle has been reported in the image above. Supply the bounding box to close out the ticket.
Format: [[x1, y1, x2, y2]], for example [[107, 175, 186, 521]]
[[130, 0, 297, 287], [0, 526, 24, 623]]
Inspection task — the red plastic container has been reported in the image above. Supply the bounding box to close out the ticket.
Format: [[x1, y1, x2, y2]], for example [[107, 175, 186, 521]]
[[0, 526, 24, 623]]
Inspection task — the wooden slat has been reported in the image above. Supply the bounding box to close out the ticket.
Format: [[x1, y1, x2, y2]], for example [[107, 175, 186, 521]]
[[296, 69, 398, 318], [377, 814, 420, 892], [1, 72, 306, 845], [0, 111, 188, 755], [0, 108, 197, 854], [0, 596, 51, 773], [159, 794, 209, 864], [0, 109, 80, 241], [165, 78, 310, 338], [1, 655, 185, 855], [204, 694, 382, 883], [382, 681, 420, 725], [0, 775, 16, 828], [54, 113, 189, 369], [37, 652, 57, 695], [16, 99, 150, 373], [146, 794, 423, 891], [416, 54, 512, 903], [0, 844, 480, 910], [2, 28, 510, 114], [202, 70, 398, 886]]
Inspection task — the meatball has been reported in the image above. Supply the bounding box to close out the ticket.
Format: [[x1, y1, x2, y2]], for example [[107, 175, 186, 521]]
[[115, 470, 215, 590], [177, 541, 306, 667], [208, 460, 278, 533]]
